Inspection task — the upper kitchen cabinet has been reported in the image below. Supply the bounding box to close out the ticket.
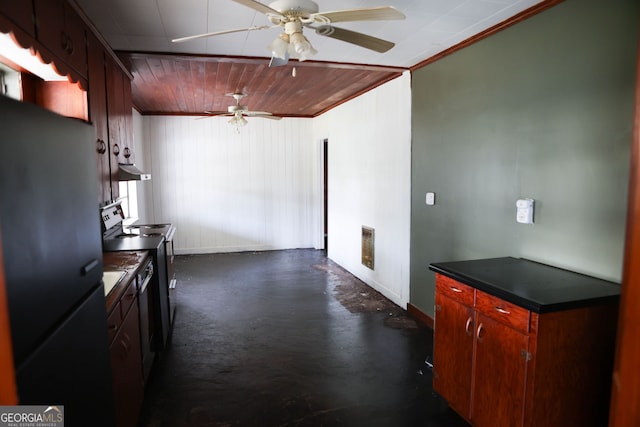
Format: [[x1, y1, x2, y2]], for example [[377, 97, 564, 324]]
[[106, 56, 134, 201], [33, 0, 87, 86], [122, 73, 134, 164], [87, 31, 111, 203], [0, 0, 134, 204], [0, 0, 35, 41]]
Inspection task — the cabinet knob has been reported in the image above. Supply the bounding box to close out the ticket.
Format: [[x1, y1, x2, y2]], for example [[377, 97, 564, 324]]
[[450, 286, 463, 293], [112, 143, 120, 156], [66, 37, 74, 55], [60, 31, 67, 51], [96, 139, 107, 154]]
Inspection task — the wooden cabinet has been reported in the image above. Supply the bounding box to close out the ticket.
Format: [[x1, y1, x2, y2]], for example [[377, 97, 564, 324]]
[[89, 35, 135, 204], [0, 1, 134, 204], [471, 301, 528, 426], [434, 279, 530, 426], [433, 276, 474, 417], [432, 260, 619, 427], [87, 32, 111, 203], [33, 0, 87, 79], [107, 278, 144, 427], [105, 57, 135, 201], [0, 0, 35, 38]]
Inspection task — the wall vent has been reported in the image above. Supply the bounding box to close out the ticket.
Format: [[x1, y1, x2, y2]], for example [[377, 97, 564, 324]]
[[362, 226, 374, 270]]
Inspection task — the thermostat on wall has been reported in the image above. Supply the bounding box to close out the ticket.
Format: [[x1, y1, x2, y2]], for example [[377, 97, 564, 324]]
[[516, 198, 535, 224]]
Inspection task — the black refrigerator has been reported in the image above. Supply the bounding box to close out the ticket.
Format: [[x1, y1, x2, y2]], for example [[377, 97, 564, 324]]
[[0, 96, 115, 426]]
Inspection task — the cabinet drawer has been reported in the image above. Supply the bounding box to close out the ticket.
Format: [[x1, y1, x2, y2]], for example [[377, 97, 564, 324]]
[[476, 290, 530, 333], [436, 274, 475, 306]]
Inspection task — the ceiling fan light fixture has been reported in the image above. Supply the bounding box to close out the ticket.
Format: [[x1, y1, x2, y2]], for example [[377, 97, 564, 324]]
[[290, 32, 316, 60], [298, 43, 317, 61], [269, 33, 290, 59], [228, 114, 248, 127]]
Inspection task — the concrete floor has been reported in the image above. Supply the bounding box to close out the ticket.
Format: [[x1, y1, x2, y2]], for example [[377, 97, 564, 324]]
[[139, 249, 468, 426]]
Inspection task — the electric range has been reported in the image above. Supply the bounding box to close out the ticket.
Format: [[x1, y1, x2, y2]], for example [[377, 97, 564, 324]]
[[124, 223, 177, 325]]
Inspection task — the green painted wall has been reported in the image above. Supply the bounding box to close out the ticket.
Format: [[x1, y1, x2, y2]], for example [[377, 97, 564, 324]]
[[410, 0, 639, 316]]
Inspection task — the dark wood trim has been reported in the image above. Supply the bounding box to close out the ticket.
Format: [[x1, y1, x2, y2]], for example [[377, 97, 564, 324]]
[[410, 0, 564, 72], [407, 302, 434, 329], [141, 111, 311, 118], [609, 27, 640, 427], [116, 50, 407, 74]]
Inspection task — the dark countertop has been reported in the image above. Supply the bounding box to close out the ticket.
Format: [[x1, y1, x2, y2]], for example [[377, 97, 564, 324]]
[[429, 257, 620, 313], [103, 250, 150, 314]]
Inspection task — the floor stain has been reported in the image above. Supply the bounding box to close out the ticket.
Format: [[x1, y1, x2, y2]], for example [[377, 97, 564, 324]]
[[313, 261, 420, 330]]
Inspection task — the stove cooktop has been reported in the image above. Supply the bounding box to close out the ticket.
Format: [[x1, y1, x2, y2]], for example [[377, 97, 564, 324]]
[[103, 234, 165, 252], [124, 223, 174, 239]]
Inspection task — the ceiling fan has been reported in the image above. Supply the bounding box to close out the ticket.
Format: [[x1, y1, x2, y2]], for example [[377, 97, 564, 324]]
[[172, 0, 406, 64], [200, 92, 281, 129]]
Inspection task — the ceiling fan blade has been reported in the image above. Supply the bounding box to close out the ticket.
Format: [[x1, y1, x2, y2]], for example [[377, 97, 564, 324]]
[[310, 6, 405, 24], [249, 114, 282, 120], [245, 110, 277, 116], [172, 25, 272, 43], [315, 26, 395, 53], [232, 0, 285, 18], [195, 111, 230, 119]]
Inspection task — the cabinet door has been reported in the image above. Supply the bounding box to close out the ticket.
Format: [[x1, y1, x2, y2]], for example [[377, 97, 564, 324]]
[[110, 302, 144, 427], [0, 0, 35, 37], [106, 58, 124, 199], [87, 32, 111, 203], [34, 0, 87, 78], [433, 292, 475, 419], [471, 313, 529, 427], [122, 74, 134, 163]]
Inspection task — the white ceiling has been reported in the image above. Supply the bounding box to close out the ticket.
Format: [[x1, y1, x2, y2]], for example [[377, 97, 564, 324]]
[[75, 0, 543, 68]]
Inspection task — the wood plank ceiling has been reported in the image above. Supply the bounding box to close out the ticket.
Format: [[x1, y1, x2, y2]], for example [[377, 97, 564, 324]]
[[118, 52, 405, 117]]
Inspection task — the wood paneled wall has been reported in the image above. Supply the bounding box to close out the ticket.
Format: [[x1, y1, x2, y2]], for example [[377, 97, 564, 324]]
[[142, 116, 318, 253]]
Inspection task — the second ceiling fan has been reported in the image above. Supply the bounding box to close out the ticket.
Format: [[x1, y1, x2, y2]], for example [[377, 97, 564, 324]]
[[200, 92, 281, 129], [173, 0, 406, 64]]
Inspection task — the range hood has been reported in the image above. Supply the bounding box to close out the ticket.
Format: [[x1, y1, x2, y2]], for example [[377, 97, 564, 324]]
[[118, 163, 151, 181]]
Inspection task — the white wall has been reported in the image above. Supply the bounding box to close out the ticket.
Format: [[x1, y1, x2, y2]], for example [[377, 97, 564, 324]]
[[140, 115, 317, 254], [313, 72, 412, 307]]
